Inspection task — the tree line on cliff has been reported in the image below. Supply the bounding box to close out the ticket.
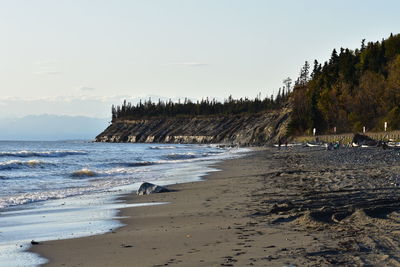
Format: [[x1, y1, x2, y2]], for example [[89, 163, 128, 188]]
[[111, 90, 290, 121], [290, 33, 400, 135]]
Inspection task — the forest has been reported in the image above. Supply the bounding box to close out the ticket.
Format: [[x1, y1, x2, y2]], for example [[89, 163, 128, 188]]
[[111, 33, 400, 135], [290, 33, 400, 135], [111, 89, 290, 121]]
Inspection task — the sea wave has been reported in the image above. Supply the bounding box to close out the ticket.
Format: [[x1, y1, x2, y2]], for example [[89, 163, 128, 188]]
[[105, 148, 249, 171], [0, 150, 87, 158], [0, 189, 83, 209], [107, 150, 236, 169], [71, 169, 98, 178], [100, 167, 148, 176], [0, 160, 51, 171], [127, 161, 157, 167], [105, 161, 157, 168], [0, 146, 250, 209], [204, 151, 224, 155], [72, 166, 147, 178], [163, 153, 197, 160], [0, 177, 135, 209], [149, 146, 177, 150]]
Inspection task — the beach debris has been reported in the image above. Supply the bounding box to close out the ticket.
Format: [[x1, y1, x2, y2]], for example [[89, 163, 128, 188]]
[[137, 182, 170, 195], [30, 240, 40, 245]]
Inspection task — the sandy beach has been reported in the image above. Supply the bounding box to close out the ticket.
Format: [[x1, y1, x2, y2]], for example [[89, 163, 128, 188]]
[[30, 147, 400, 266]]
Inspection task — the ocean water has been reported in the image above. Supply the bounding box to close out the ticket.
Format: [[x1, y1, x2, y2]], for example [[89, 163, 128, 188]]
[[0, 141, 248, 266]]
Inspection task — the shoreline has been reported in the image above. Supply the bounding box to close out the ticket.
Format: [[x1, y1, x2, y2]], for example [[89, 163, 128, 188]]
[[30, 146, 400, 266], [27, 148, 325, 267], [30, 148, 323, 267], [0, 143, 249, 266], [30, 148, 262, 266]]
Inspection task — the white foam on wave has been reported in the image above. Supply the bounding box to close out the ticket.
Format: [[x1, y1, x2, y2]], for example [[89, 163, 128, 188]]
[[0, 169, 146, 209], [100, 167, 148, 175], [0, 150, 87, 158], [1, 175, 125, 208], [0, 189, 80, 209]]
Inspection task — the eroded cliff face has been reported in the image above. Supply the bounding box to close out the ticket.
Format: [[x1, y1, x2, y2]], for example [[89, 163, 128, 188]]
[[96, 107, 291, 146]]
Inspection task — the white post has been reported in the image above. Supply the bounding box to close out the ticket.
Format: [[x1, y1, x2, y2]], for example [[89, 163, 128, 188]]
[[384, 122, 388, 132], [334, 127, 337, 134], [313, 128, 316, 136], [363, 126, 366, 134]]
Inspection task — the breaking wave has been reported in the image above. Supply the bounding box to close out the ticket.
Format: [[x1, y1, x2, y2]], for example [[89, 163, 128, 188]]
[[127, 161, 157, 167], [163, 153, 197, 160], [0, 144, 250, 210], [0, 160, 51, 171], [71, 169, 98, 178], [0, 150, 87, 158], [149, 146, 177, 150], [0, 189, 87, 209], [105, 161, 157, 168], [109, 150, 245, 169]]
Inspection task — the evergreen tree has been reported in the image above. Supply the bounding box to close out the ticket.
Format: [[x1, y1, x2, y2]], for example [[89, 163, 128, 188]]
[[291, 33, 400, 134]]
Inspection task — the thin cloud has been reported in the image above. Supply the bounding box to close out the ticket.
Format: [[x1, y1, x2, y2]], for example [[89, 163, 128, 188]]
[[78, 86, 96, 92], [35, 60, 57, 66], [36, 70, 61, 75], [0, 94, 201, 105], [166, 62, 209, 67], [0, 95, 133, 103], [34, 60, 61, 75]]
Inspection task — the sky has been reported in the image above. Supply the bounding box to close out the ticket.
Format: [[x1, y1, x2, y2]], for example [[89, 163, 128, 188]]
[[1, 0, 400, 118]]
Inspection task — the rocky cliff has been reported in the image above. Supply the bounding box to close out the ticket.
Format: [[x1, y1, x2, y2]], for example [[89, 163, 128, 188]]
[[95, 106, 291, 146]]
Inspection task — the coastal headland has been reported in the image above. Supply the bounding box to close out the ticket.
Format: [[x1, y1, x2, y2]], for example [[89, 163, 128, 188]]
[[31, 147, 400, 266], [95, 107, 291, 146]]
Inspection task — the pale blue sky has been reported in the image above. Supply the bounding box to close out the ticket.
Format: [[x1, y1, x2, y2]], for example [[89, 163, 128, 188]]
[[0, 0, 399, 117]]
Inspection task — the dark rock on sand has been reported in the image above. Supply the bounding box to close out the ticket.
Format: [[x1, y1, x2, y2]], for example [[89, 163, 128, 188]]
[[137, 182, 170, 195]]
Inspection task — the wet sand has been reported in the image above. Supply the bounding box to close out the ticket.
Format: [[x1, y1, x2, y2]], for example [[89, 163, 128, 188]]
[[31, 147, 400, 266]]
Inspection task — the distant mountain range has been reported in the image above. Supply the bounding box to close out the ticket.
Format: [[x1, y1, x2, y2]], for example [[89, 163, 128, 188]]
[[0, 115, 109, 141]]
